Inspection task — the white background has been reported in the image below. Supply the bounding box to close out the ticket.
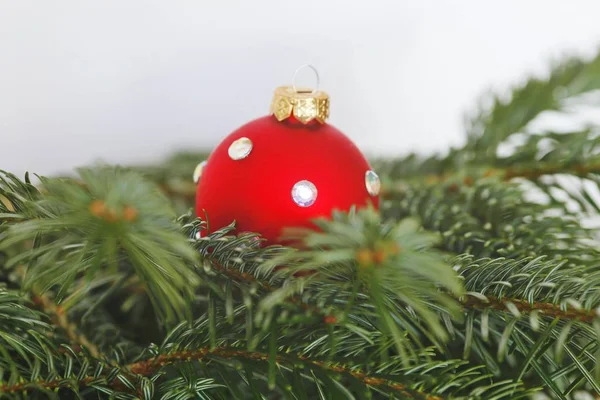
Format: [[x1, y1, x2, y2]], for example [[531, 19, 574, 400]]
[[2, 0, 600, 176]]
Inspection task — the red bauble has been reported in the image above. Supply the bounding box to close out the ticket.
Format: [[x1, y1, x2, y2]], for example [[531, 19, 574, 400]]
[[195, 85, 380, 243]]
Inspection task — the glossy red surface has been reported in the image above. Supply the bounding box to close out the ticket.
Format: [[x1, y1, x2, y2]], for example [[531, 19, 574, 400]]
[[196, 115, 378, 243]]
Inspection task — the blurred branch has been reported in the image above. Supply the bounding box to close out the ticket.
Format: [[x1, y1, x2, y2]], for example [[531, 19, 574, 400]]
[[466, 51, 600, 161]]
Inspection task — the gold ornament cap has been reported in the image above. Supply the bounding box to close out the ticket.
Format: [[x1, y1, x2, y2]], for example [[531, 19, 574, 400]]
[[269, 65, 330, 124]]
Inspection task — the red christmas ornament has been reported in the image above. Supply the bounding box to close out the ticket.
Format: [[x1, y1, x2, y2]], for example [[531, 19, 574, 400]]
[[195, 73, 380, 243]]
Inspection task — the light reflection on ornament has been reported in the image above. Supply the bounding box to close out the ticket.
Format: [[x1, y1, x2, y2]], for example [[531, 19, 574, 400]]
[[193, 161, 207, 183], [292, 180, 317, 207], [365, 170, 381, 196], [228, 137, 253, 160]]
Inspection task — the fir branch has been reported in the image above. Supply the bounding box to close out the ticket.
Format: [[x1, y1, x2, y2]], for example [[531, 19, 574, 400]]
[[7, 261, 106, 360], [136, 151, 210, 209], [384, 179, 594, 262], [5, 48, 600, 399], [466, 51, 600, 162], [455, 256, 600, 311], [0, 288, 51, 367], [451, 255, 600, 396], [382, 128, 600, 216], [0, 167, 201, 325], [191, 231, 326, 317], [135, 311, 536, 399], [251, 209, 464, 367]]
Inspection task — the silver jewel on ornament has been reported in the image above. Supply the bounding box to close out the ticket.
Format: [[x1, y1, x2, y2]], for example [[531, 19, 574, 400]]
[[228, 137, 253, 160], [292, 180, 318, 207], [193, 160, 207, 183], [365, 170, 381, 196], [195, 231, 202, 240]]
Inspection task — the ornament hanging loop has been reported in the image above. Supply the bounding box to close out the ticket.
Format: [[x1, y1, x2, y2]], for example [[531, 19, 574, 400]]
[[292, 64, 320, 94], [271, 66, 329, 123]]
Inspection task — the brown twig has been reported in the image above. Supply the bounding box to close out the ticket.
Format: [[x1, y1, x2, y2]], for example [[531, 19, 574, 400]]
[[209, 261, 323, 315], [0, 346, 442, 399], [409, 162, 600, 190], [0, 377, 95, 395], [462, 294, 598, 323], [502, 162, 600, 181], [32, 293, 102, 359], [223, 258, 600, 324], [220, 257, 600, 327], [7, 262, 104, 361], [126, 346, 441, 399], [159, 182, 195, 203], [2, 289, 595, 397]]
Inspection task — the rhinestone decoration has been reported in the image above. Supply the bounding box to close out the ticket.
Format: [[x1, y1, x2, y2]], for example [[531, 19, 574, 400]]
[[292, 180, 318, 207], [193, 160, 207, 183], [228, 137, 253, 160], [195, 231, 202, 240], [365, 170, 381, 196]]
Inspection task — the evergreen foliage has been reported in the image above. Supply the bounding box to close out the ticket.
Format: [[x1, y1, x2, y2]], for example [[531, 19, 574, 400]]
[[3, 51, 600, 399]]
